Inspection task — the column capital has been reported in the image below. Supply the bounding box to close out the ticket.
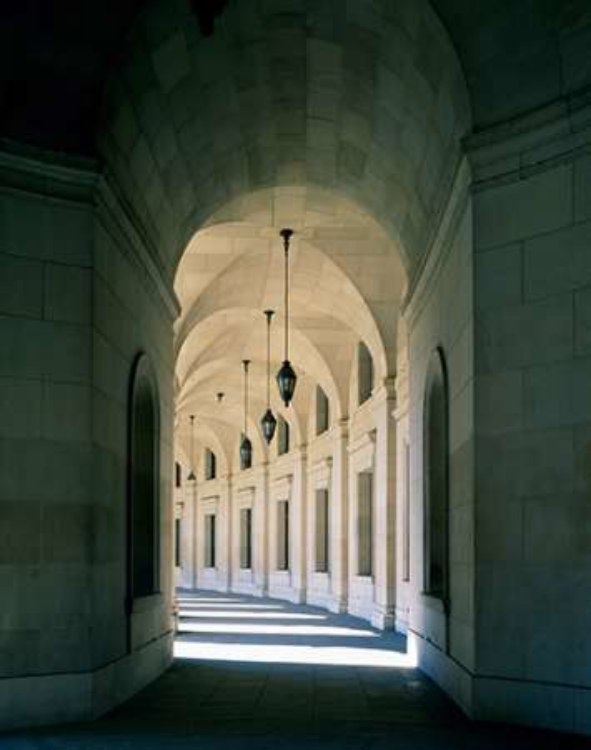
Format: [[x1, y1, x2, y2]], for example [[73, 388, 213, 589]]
[[332, 417, 350, 441], [372, 376, 397, 407]]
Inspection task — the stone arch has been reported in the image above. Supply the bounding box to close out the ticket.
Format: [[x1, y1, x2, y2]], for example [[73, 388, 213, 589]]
[[100, 0, 471, 283]]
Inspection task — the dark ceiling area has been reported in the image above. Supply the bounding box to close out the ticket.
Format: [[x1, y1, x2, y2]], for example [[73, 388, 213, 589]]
[[0, 0, 145, 154], [0, 0, 590, 158]]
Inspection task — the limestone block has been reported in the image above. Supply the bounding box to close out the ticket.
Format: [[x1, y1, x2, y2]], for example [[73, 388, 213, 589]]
[[0, 503, 41, 564], [45, 264, 91, 325], [476, 564, 527, 678], [0, 378, 42, 439], [524, 221, 591, 300], [151, 31, 190, 94], [42, 321, 91, 385], [575, 153, 591, 223], [474, 165, 572, 251], [476, 293, 573, 374], [449, 382, 472, 453], [475, 432, 524, 504], [92, 332, 130, 406], [0, 317, 46, 380], [575, 286, 591, 355], [474, 243, 522, 312], [523, 495, 577, 564], [449, 504, 473, 566], [449, 438, 473, 510], [307, 86, 340, 122], [0, 629, 41, 676], [574, 424, 591, 493], [36, 442, 93, 505], [477, 677, 569, 733], [475, 370, 523, 435], [43, 383, 91, 443], [151, 121, 179, 173], [449, 561, 474, 623], [523, 360, 575, 429], [0, 253, 43, 319], [476, 499, 523, 564], [42, 505, 92, 563], [2, 195, 92, 267], [520, 427, 574, 497]]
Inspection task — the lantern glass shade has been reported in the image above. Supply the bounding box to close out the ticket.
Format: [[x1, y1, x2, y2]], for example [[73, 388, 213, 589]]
[[261, 408, 277, 444], [276, 360, 297, 407], [240, 434, 253, 470]]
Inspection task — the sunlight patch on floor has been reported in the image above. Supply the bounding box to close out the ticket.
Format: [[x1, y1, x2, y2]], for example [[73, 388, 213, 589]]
[[178, 621, 376, 637], [178, 609, 327, 620], [174, 639, 417, 668]]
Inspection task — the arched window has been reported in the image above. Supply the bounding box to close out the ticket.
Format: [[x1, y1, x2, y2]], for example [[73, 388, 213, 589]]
[[174, 461, 182, 488], [358, 342, 374, 405], [423, 347, 449, 600], [316, 386, 330, 435], [129, 354, 160, 600], [205, 448, 217, 480], [277, 415, 290, 455]]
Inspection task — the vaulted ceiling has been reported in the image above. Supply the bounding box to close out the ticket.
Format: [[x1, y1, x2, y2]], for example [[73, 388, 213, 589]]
[[1, 0, 590, 156]]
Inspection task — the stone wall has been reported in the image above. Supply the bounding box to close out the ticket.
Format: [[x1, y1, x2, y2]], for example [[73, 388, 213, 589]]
[[0, 150, 175, 730], [470, 98, 591, 735]]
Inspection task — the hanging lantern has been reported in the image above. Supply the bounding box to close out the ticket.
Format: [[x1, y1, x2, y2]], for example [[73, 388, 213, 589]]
[[240, 360, 253, 468], [261, 310, 277, 444], [187, 414, 196, 482], [276, 228, 297, 407]]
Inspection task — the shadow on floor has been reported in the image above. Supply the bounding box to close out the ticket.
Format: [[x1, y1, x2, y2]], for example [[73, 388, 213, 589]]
[[2, 590, 588, 749]]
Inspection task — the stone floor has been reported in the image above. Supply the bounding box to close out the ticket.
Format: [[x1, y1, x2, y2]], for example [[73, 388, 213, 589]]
[[3, 590, 588, 749]]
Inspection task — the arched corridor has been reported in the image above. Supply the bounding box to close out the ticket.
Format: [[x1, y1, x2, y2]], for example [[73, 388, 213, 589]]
[[2, 0, 591, 743]]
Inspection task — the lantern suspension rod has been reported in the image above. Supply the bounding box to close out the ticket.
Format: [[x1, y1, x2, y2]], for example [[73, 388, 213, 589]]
[[280, 229, 293, 361], [243, 359, 250, 437], [264, 310, 274, 406]]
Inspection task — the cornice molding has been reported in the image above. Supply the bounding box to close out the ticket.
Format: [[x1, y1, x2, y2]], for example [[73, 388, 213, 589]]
[[0, 144, 97, 203], [465, 86, 591, 190]]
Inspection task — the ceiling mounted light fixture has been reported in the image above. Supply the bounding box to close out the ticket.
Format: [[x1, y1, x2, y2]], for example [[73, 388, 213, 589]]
[[240, 360, 253, 468], [276, 228, 297, 407], [260, 309, 277, 444], [187, 414, 196, 482]]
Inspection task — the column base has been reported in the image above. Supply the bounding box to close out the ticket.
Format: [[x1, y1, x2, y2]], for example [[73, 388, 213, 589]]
[[327, 594, 348, 614], [371, 603, 397, 630]]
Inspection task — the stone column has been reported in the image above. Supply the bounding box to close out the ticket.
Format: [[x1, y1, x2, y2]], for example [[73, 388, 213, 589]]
[[292, 445, 308, 602], [372, 378, 397, 629], [252, 465, 268, 596], [224, 474, 233, 591], [329, 419, 349, 613], [260, 461, 270, 596], [221, 475, 233, 592], [180, 479, 197, 589]]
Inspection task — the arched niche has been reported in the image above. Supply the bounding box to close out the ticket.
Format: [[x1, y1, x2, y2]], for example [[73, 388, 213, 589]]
[[423, 347, 449, 602], [128, 353, 161, 601]]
